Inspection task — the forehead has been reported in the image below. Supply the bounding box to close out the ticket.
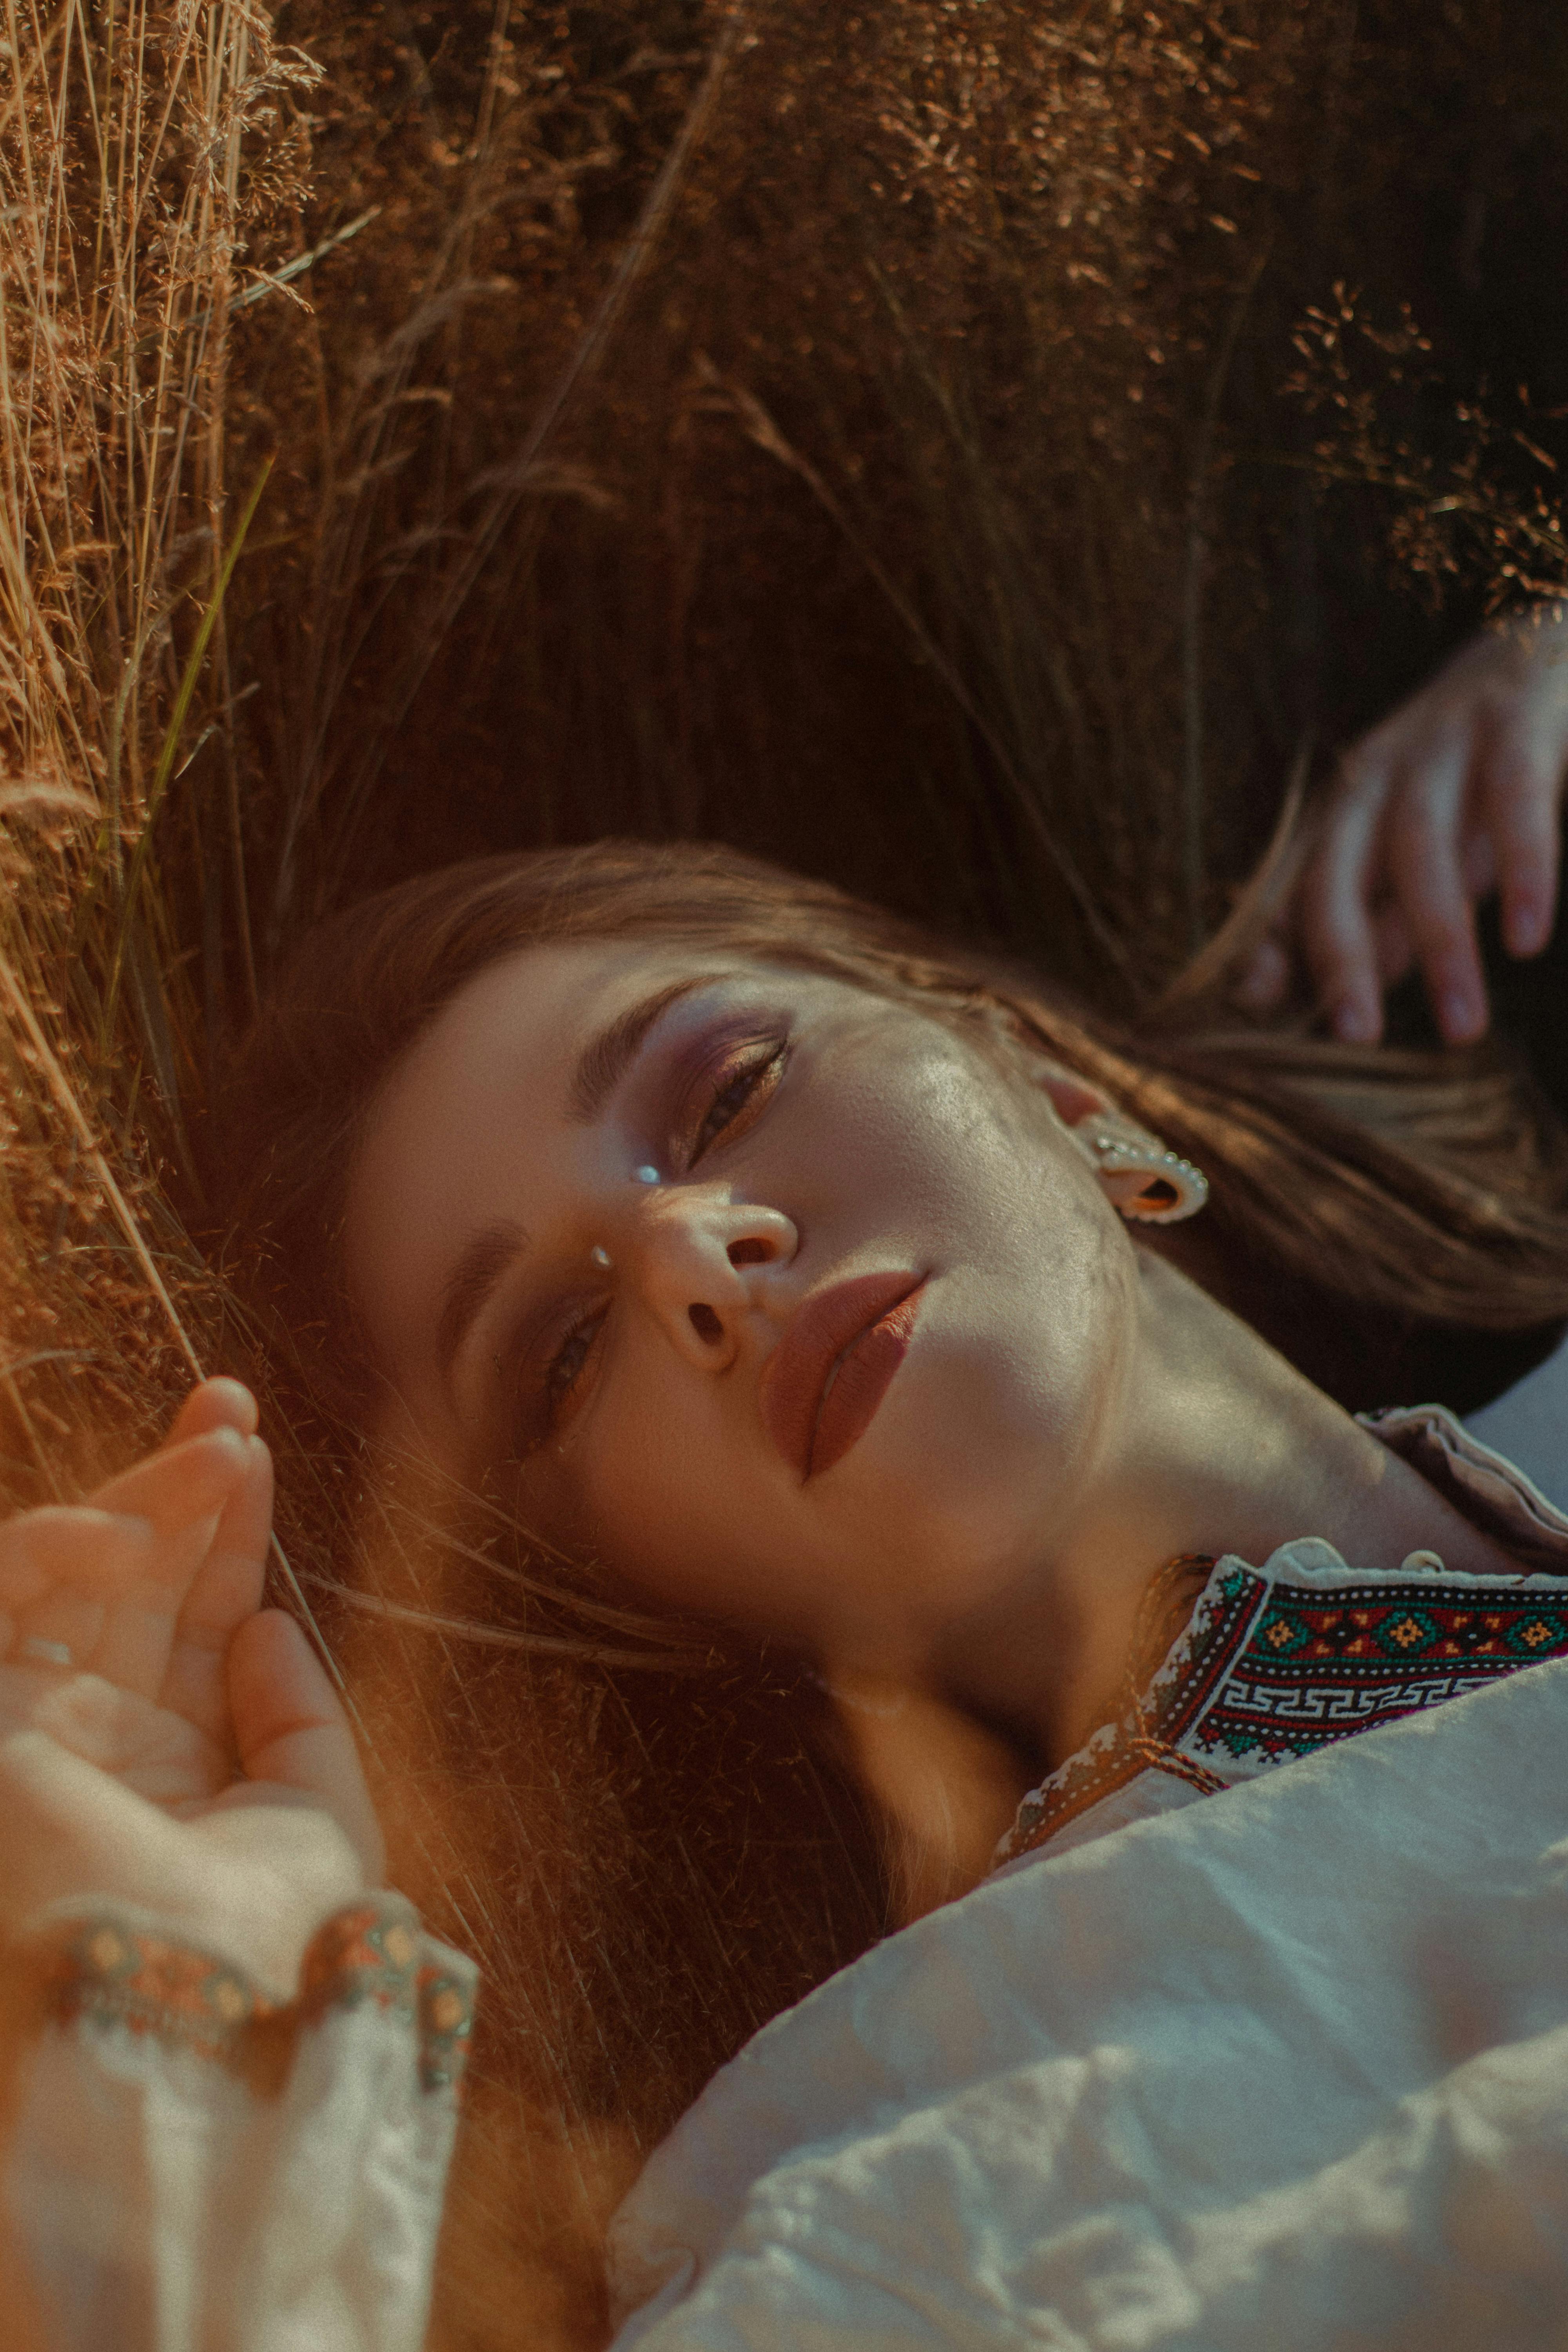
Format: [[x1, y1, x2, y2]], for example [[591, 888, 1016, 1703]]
[[349, 936, 708, 1214]]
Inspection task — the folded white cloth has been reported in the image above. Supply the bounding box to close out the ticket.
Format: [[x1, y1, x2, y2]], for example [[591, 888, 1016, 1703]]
[[1466, 1324, 1568, 1514], [608, 1640, 1568, 2349]]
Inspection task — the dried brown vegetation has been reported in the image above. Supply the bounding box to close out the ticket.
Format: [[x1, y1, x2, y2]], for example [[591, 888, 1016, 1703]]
[[6, 0, 1568, 2343]]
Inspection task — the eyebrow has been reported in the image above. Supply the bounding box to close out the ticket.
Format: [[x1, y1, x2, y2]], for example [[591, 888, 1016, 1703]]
[[437, 1216, 527, 1392], [437, 975, 715, 1394]]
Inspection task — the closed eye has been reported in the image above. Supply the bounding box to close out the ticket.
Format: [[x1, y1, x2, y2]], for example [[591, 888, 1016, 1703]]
[[545, 1306, 606, 1408], [688, 1041, 788, 1167], [509, 1301, 608, 1458]]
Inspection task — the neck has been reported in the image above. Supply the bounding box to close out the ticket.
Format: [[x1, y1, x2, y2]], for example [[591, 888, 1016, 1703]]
[[936, 1249, 1521, 1767]]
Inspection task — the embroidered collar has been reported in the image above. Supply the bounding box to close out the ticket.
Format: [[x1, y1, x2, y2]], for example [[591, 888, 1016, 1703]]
[[995, 1405, 1568, 1873]]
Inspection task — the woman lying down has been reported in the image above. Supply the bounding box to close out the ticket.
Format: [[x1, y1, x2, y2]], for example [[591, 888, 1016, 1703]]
[[5, 617, 1568, 2349]]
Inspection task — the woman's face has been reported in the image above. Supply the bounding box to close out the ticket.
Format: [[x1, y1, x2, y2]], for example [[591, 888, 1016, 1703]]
[[345, 944, 1141, 1678]]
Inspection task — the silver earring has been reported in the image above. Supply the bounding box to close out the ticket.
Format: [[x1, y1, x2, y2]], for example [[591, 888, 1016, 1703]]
[[590, 1245, 613, 1270], [633, 1165, 661, 1187], [1087, 1131, 1209, 1224]]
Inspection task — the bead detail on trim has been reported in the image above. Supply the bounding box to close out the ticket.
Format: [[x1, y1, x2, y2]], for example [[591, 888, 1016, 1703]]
[[1088, 1135, 1209, 1223]]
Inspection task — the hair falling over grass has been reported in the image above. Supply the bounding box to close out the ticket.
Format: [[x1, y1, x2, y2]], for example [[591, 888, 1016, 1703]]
[[7, 2, 1568, 2343]]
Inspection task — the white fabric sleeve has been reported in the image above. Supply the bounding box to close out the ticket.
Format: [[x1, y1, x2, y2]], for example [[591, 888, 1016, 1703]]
[[1465, 1324, 1568, 1514], [0, 1892, 475, 2352]]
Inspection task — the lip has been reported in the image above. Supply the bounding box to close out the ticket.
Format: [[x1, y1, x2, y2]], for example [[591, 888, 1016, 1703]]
[[760, 1269, 927, 1482]]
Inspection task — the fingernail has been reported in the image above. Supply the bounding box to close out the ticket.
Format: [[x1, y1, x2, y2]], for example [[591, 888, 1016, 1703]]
[[1508, 900, 1548, 956], [1439, 986, 1484, 1042], [1234, 940, 1288, 1010], [1333, 997, 1378, 1044]]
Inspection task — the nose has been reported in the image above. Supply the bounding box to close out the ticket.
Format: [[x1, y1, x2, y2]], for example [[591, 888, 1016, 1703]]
[[630, 1189, 797, 1370]]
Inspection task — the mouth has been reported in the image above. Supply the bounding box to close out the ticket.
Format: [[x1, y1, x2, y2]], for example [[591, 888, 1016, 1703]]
[[760, 1269, 927, 1482]]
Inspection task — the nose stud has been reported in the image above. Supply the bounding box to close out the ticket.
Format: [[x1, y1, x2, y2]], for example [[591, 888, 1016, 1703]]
[[633, 1165, 661, 1187], [590, 1245, 613, 1270]]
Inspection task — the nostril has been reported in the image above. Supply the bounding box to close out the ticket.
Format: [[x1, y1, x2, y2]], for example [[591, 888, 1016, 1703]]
[[728, 1237, 772, 1267], [688, 1302, 724, 1345]]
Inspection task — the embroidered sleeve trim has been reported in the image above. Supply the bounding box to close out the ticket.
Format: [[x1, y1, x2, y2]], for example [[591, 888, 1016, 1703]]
[[40, 1917, 266, 2065], [24, 1898, 472, 2096]]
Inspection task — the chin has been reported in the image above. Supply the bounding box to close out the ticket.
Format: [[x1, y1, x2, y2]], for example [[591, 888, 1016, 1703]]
[[832, 1380, 1054, 1591]]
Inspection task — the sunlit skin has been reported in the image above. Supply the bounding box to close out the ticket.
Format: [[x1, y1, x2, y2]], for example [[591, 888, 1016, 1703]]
[[4, 615, 1564, 1975], [345, 942, 1524, 1772]]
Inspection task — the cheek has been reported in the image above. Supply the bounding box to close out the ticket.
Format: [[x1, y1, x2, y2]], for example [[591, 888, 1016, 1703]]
[[552, 1351, 791, 1623], [799, 1112, 1129, 1592], [766, 1046, 1000, 1285]]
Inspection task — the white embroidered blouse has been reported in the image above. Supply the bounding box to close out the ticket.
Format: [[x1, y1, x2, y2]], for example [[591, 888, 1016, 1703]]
[[993, 1403, 1568, 1873], [4, 1397, 1568, 2349]]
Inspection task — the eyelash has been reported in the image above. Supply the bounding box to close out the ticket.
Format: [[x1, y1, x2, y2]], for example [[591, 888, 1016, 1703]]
[[685, 1035, 788, 1168], [543, 1307, 606, 1414], [521, 1031, 789, 1452]]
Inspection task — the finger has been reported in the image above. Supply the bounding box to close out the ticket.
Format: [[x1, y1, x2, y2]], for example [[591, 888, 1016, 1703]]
[[229, 1612, 385, 1882], [1479, 728, 1564, 959], [0, 1667, 227, 1802], [81, 1431, 258, 1700], [1460, 824, 1497, 902], [1385, 751, 1489, 1042], [91, 1425, 252, 1532], [1232, 933, 1292, 1013], [165, 1378, 259, 1448], [1301, 765, 1387, 1042], [159, 1437, 274, 1743], [0, 1511, 157, 1668], [0, 1508, 156, 1612]]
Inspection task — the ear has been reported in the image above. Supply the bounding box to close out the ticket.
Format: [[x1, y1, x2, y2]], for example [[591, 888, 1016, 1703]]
[[1026, 1057, 1109, 1132]]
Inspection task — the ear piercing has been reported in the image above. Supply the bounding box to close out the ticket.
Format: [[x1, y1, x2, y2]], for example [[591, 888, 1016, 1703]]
[[590, 1245, 613, 1269], [633, 1165, 661, 1186], [1088, 1131, 1209, 1225]]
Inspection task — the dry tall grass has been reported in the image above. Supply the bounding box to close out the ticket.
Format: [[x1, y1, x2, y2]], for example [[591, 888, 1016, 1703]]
[[6, 2, 1568, 2345], [1, 0, 315, 1490]]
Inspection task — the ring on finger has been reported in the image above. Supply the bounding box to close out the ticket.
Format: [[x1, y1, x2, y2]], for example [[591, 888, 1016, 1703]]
[[12, 1634, 76, 1671]]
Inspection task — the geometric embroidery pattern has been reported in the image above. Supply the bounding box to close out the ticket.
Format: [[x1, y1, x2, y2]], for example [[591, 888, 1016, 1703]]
[[1189, 1579, 1568, 1767], [417, 1966, 475, 2094], [299, 1902, 474, 2092], [300, 1903, 421, 2022], [31, 1898, 472, 2097], [998, 1556, 1238, 1865], [40, 1916, 265, 2066], [997, 1410, 1568, 1873], [996, 1556, 1568, 1871]]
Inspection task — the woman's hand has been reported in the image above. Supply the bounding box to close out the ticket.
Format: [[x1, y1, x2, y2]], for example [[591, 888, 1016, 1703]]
[[0, 1380, 382, 2001], [1238, 608, 1568, 1044]]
